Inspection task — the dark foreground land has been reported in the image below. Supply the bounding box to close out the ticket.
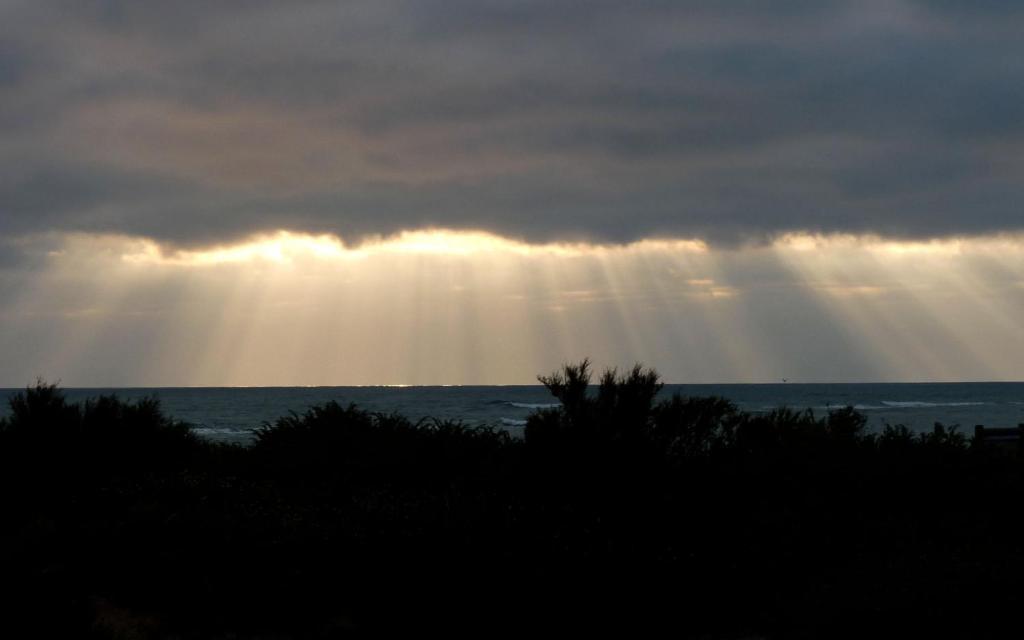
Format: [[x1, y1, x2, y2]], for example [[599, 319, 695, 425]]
[[2, 362, 1023, 638]]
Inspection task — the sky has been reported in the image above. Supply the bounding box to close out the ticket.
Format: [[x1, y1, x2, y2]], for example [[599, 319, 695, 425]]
[[1, 1, 1023, 385]]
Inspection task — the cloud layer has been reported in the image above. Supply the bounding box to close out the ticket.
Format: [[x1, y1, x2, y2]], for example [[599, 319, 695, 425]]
[[2, 1, 1023, 248]]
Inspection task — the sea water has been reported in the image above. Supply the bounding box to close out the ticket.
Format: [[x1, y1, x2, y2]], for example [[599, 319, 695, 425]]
[[2, 383, 1023, 444]]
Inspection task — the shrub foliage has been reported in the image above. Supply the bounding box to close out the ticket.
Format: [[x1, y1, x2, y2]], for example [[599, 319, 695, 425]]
[[0, 366, 1020, 637]]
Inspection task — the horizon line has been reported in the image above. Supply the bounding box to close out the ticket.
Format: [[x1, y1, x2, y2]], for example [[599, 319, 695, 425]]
[[4, 380, 1024, 390]]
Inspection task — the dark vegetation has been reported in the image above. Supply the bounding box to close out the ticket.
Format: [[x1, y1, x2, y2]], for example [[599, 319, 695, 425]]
[[2, 362, 1022, 637]]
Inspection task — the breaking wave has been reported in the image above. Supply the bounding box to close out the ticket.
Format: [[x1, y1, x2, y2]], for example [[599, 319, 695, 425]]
[[505, 402, 560, 410], [881, 401, 988, 408]]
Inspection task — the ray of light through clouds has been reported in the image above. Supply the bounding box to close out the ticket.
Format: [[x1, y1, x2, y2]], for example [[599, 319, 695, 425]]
[[2, 1, 1024, 384], [2, 231, 1024, 385]]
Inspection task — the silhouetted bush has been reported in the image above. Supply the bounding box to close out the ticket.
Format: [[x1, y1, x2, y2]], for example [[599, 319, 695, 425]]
[[0, 381, 202, 486], [1, 367, 1022, 638]]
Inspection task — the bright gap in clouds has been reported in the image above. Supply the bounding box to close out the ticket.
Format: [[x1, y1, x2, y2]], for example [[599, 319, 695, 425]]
[[120, 230, 709, 265], [1, 230, 1023, 386]]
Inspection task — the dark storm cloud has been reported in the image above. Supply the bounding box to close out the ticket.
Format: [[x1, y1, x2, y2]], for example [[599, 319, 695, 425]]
[[1, 0, 1023, 250], [0, 41, 29, 87]]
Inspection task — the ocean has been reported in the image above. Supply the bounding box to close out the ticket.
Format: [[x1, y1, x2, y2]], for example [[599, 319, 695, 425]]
[[3, 383, 1023, 444]]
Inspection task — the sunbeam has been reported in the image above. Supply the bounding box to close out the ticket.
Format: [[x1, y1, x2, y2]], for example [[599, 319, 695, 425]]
[[3, 230, 1024, 385]]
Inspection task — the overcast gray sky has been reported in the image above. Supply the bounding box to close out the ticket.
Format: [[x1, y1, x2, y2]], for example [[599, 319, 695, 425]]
[[2, 0, 1023, 251]]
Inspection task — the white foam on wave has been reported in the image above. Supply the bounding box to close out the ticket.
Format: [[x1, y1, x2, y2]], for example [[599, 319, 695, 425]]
[[759, 402, 986, 412], [881, 401, 987, 408], [501, 418, 528, 427], [193, 426, 254, 434], [811, 404, 890, 411], [507, 402, 560, 410], [192, 426, 256, 442]]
